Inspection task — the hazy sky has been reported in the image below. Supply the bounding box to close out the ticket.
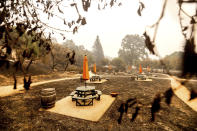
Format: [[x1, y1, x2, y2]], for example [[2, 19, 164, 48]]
[[39, 0, 195, 58]]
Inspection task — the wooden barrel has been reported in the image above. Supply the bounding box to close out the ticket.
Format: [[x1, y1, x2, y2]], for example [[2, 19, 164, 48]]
[[41, 88, 56, 108]]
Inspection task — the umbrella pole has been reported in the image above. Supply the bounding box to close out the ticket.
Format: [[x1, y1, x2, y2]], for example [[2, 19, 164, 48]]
[[85, 80, 87, 88]]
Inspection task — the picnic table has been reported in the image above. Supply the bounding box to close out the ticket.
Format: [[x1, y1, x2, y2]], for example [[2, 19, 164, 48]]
[[76, 86, 96, 97], [90, 75, 101, 81], [70, 86, 102, 106], [136, 74, 147, 80]]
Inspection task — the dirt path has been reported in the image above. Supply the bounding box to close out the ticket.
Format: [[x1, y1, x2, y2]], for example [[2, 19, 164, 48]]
[[170, 76, 197, 112], [151, 73, 197, 112], [0, 76, 80, 97]]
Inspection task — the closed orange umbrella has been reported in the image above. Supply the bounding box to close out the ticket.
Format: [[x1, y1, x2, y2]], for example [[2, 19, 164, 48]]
[[83, 55, 89, 80], [139, 64, 142, 74], [93, 63, 96, 74]]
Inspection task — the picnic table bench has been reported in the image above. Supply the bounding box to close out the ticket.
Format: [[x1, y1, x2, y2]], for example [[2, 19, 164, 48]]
[[72, 95, 97, 106], [90, 75, 101, 81], [70, 91, 77, 96], [70, 86, 102, 106], [69, 91, 77, 101], [95, 90, 102, 100]]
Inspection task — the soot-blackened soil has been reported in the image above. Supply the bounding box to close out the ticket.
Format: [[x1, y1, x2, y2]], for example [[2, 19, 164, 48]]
[[0, 76, 197, 131]]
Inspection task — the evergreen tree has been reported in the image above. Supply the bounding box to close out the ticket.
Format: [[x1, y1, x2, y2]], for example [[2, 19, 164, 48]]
[[92, 36, 105, 65], [118, 34, 148, 65]]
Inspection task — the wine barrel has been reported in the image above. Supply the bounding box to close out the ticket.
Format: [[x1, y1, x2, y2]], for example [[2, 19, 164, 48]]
[[41, 88, 56, 108]]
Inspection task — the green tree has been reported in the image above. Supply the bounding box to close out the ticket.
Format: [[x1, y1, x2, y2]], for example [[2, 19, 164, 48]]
[[100, 58, 110, 66], [111, 57, 125, 71], [163, 51, 183, 70], [139, 58, 162, 70], [63, 40, 77, 50], [92, 36, 105, 65], [0, 0, 121, 69], [47, 43, 75, 71], [63, 40, 94, 67], [118, 34, 148, 66], [0, 27, 51, 90], [0, 28, 51, 73]]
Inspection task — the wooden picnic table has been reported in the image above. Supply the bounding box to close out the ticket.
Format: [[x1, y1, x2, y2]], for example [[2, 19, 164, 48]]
[[69, 86, 102, 106], [75, 86, 96, 97], [90, 76, 101, 81], [72, 86, 95, 106]]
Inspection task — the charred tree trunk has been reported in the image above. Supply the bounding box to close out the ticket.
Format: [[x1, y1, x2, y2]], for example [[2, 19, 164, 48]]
[[25, 59, 33, 72], [24, 75, 32, 90], [64, 62, 69, 71], [13, 73, 17, 89], [50, 51, 57, 70]]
